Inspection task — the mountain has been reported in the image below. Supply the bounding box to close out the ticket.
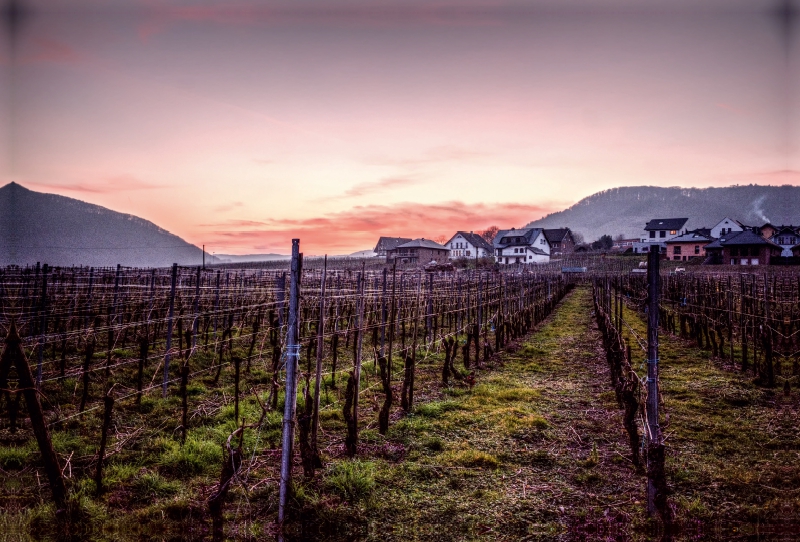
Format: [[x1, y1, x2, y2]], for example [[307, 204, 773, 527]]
[[526, 185, 800, 241], [215, 253, 290, 263], [0, 182, 218, 268]]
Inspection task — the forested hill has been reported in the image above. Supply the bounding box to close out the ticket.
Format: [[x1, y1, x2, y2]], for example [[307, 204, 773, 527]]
[[0, 182, 218, 267], [526, 185, 800, 241]]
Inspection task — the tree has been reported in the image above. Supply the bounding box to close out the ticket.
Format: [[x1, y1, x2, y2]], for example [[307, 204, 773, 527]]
[[591, 234, 613, 251], [572, 232, 585, 246], [433, 235, 447, 245], [614, 233, 627, 243], [480, 226, 499, 244]]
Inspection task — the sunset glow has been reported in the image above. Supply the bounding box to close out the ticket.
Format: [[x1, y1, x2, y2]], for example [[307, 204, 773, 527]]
[[2, 0, 798, 254]]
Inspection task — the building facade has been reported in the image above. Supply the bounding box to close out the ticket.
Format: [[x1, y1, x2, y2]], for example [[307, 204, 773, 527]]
[[387, 239, 449, 265], [445, 231, 494, 260], [492, 227, 550, 265]]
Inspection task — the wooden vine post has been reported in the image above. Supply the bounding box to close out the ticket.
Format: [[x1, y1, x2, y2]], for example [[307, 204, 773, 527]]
[[310, 256, 328, 468], [278, 239, 302, 527], [163, 263, 178, 398], [0, 321, 67, 511], [646, 249, 671, 527]]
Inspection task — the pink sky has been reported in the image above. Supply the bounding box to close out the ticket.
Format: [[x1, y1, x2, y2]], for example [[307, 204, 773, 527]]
[[2, 0, 798, 254]]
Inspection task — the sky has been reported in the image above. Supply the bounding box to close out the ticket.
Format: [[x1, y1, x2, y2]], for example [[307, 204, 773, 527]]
[[1, 0, 798, 255]]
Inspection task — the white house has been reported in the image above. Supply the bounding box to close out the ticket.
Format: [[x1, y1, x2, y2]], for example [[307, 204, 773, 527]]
[[492, 227, 550, 265], [445, 231, 494, 260], [710, 217, 744, 239], [633, 218, 689, 254]]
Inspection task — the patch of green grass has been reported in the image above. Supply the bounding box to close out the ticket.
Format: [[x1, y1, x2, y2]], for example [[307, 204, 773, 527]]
[[325, 460, 376, 503], [414, 400, 460, 418], [130, 472, 180, 503], [439, 448, 499, 469], [157, 436, 222, 478], [0, 444, 34, 470]]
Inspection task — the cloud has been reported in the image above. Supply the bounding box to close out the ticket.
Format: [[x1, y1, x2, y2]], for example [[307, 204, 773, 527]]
[[200, 199, 561, 254], [21, 38, 83, 65], [328, 177, 418, 200], [136, 3, 513, 41], [213, 201, 245, 213], [364, 146, 489, 168], [24, 175, 162, 194]]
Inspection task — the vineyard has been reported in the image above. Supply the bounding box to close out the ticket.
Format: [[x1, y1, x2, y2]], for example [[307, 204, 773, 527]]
[[1, 250, 799, 540]]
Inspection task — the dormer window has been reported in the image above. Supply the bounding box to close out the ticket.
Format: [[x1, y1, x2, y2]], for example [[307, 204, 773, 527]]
[[670, 230, 677, 235]]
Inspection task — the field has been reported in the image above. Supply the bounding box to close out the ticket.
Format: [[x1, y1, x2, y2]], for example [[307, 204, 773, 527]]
[[1, 259, 799, 540]]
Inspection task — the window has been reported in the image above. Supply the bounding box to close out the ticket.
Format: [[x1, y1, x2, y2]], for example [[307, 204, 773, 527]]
[[694, 245, 700, 254], [670, 230, 676, 235], [673, 246, 681, 254], [731, 247, 739, 256], [649, 231, 655, 239], [751, 247, 759, 257], [660, 231, 666, 238], [751, 258, 759, 265]]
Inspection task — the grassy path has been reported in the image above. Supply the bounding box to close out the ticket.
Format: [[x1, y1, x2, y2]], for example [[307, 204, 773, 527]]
[[302, 286, 646, 540], [620, 299, 800, 533]]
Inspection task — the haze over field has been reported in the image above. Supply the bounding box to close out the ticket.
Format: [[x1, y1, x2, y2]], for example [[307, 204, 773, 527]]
[[1, 0, 798, 256]]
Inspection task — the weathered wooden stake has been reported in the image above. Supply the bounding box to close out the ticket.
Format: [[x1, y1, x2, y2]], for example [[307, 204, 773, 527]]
[[163, 263, 178, 398]]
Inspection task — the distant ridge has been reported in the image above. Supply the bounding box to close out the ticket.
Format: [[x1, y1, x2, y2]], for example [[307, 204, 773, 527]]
[[526, 185, 800, 241], [215, 253, 290, 263], [0, 182, 218, 267]]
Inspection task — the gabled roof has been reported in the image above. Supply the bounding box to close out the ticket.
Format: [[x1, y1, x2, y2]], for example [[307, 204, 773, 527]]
[[770, 225, 800, 236], [704, 230, 782, 250], [374, 237, 412, 252], [493, 227, 544, 248], [446, 231, 493, 252], [644, 218, 688, 231], [525, 247, 548, 256], [666, 232, 713, 243], [543, 228, 572, 244], [395, 238, 448, 250]]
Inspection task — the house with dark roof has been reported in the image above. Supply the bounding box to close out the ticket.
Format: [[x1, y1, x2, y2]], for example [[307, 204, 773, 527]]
[[543, 228, 576, 256], [374, 237, 413, 258], [665, 231, 713, 261], [703, 230, 782, 266], [492, 227, 550, 265], [387, 238, 448, 265], [445, 231, 494, 260], [767, 226, 800, 257], [633, 218, 689, 255]]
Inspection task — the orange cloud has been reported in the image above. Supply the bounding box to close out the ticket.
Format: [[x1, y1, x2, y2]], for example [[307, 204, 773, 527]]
[[199, 199, 560, 254]]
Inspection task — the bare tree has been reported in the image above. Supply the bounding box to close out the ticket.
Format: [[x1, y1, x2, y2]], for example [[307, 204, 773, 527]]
[[433, 235, 447, 245], [572, 232, 585, 245], [480, 226, 499, 244]]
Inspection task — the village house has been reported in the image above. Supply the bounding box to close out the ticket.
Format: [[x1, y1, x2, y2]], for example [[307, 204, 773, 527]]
[[766, 226, 800, 257], [373, 236, 412, 258], [543, 228, 576, 256], [703, 230, 783, 266], [386, 238, 449, 265], [492, 227, 550, 265], [445, 231, 494, 260], [633, 218, 689, 255], [665, 231, 713, 261], [710, 217, 744, 239]]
